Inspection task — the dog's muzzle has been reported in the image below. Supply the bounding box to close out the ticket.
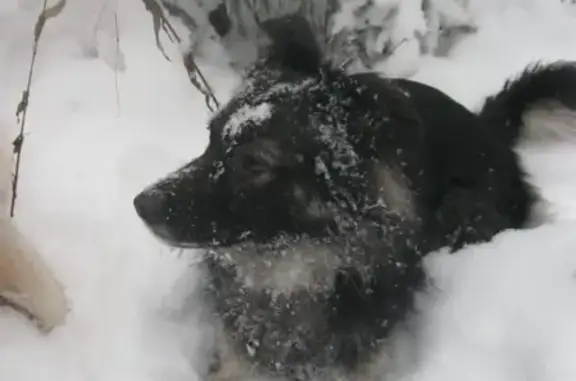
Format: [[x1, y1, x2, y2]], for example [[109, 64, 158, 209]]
[[133, 191, 177, 242], [133, 191, 165, 225]]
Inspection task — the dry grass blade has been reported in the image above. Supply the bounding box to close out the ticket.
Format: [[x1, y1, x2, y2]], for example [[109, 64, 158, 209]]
[[141, 0, 219, 112], [12, 0, 67, 217]]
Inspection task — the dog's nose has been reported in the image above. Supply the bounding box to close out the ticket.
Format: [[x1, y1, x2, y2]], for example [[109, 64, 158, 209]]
[[133, 191, 165, 225]]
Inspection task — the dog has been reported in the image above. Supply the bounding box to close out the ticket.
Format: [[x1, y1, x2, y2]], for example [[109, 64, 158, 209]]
[[133, 14, 576, 381], [0, 129, 68, 332]]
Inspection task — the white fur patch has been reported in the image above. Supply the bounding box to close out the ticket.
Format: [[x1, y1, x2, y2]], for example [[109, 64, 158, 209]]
[[222, 102, 273, 139], [521, 101, 576, 146], [211, 240, 343, 296], [519, 101, 576, 227], [372, 163, 415, 220]]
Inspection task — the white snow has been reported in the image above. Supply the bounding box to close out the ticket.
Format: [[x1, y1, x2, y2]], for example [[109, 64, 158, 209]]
[[222, 102, 273, 140], [2, 0, 576, 381]]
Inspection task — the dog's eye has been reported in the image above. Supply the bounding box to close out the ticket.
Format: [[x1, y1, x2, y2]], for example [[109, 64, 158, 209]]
[[231, 151, 274, 188], [240, 154, 268, 175]]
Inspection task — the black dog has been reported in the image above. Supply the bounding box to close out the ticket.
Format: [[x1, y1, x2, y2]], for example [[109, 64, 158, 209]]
[[134, 15, 576, 381]]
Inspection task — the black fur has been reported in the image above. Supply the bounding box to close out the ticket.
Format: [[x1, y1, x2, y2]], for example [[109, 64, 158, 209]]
[[134, 14, 576, 381], [208, 3, 232, 38], [480, 60, 576, 146], [258, 15, 325, 75]]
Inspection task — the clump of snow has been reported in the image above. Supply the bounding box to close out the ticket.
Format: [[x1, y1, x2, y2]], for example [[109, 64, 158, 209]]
[[162, 0, 477, 76], [2, 0, 576, 381], [222, 102, 273, 140], [330, 0, 477, 76]]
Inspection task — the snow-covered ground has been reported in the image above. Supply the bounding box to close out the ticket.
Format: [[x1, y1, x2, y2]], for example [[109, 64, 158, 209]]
[[2, 0, 576, 380]]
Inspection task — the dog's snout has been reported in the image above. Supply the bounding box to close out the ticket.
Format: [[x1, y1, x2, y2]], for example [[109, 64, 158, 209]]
[[133, 191, 165, 225]]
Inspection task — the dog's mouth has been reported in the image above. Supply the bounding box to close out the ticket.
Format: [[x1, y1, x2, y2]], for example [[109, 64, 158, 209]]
[[143, 222, 261, 251], [145, 223, 333, 257], [140, 223, 201, 249]]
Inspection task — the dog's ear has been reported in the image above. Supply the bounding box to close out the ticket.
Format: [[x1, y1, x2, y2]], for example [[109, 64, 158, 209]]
[[208, 3, 232, 37], [259, 14, 323, 74]]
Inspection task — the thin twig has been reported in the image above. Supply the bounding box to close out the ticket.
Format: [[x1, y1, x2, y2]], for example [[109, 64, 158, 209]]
[[183, 52, 220, 112], [12, 0, 67, 217], [142, 0, 180, 60], [141, 0, 219, 112]]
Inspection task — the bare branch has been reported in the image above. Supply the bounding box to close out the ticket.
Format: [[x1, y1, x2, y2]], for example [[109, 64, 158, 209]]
[[183, 52, 220, 113], [11, 0, 67, 217], [142, 0, 180, 60], [141, 0, 219, 112]]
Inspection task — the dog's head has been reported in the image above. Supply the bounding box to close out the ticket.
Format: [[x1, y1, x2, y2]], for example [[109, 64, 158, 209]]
[[134, 15, 420, 263]]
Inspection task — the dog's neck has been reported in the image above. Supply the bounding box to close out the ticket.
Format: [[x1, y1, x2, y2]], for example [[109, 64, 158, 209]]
[[203, 213, 423, 297], [201, 216, 426, 380]]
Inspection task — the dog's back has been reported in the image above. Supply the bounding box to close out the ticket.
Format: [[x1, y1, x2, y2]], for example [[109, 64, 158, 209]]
[[389, 77, 536, 249]]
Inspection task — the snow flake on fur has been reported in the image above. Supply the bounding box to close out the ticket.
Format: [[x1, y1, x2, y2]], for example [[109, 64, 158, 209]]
[[222, 102, 274, 139]]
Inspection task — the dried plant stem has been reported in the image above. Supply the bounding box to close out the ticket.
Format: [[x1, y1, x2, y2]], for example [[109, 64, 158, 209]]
[[141, 0, 219, 112], [12, 0, 67, 217], [183, 51, 219, 112]]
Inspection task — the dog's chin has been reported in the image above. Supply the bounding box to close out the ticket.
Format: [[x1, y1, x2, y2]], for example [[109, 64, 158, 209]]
[[143, 224, 204, 249], [160, 239, 204, 249], [205, 233, 343, 261], [144, 224, 246, 251], [144, 224, 332, 254]]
